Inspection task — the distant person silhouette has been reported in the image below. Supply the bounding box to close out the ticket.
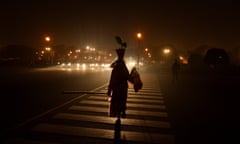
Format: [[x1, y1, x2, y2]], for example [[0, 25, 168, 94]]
[[172, 59, 180, 82], [129, 67, 143, 92], [107, 36, 129, 118]]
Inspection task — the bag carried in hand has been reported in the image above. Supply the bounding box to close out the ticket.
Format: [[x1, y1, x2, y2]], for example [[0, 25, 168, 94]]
[[129, 67, 143, 92]]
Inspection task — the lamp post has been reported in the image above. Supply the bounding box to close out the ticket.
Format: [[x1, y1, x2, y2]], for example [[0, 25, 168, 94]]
[[163, 48, 171, 64], [136, 32, 142, 69], [44, 35, 54, 64]]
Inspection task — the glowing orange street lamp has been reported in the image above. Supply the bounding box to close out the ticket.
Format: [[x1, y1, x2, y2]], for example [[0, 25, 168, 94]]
[[137, 32, 142, 39], [45, 36, 51, 42], [163, 48, 171, 54], [44, 35, 54, 64], [163, 48, 171, 64], [136, 32, 142, 69]]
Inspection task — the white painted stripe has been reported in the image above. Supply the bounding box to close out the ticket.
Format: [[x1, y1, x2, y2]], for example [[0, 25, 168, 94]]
[[132, 87, 161, 92], [53, 113, 171, 128], [79, 100, 166, 109], [135, 92, 163, 96], [128, 99, 164, 104], [69, 106, 168, 117], [100, 90, 163, 96], [128, 89, 162, 93], [128, 95, 164, 99], [87, 95, 109, 100], [87, 96, 164, 104], [128, 87, 161, 91], [90, 94, 164, 100], [103, 87, 159, 90], [32, 123, 174, 144]]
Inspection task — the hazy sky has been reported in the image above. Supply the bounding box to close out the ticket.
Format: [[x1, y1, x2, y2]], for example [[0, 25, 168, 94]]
[[0, 0, 239, 53]]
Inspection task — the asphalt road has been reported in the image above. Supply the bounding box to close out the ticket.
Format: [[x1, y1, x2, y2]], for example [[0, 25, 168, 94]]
[[0, 66, 111, 135], [1, 64, 239, 144]]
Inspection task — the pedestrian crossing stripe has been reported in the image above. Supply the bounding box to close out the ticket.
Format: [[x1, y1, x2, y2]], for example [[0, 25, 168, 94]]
[[32, 123, 174, 144], [127, 89, 162, 93], [100, 90, 163, 96], [69, 105, 168, 117], [78, 100, 166, 109], [52, 113, 171, 128], [87, 95, 165, 104], [89, 95, 165, 100], [128, 89, 162, 93], [5, 85, 174, 144], [102, 87, 162, 92]]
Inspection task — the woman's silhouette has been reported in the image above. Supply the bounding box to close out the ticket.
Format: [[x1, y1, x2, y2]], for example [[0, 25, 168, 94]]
[[107, 37, 129, 118]]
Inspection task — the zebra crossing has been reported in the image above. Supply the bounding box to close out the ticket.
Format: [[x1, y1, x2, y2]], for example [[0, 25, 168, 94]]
[[4, 83, 175, 144]]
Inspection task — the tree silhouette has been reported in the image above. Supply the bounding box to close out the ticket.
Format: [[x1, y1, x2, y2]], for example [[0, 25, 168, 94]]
[[204, 48, 229, 66]]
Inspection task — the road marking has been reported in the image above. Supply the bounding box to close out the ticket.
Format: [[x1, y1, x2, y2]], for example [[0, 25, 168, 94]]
[[87, 96, 165, 104], [78, 100, 166, 109], [69, 105, 168, 117], [100, 90, 163, 96], [7, 84, 174, 144], [89, 95, 165, 100], [32, 123, 174, 144], [53, 113, 171, 128]]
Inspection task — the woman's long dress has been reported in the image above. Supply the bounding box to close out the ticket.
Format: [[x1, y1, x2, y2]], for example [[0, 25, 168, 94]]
[[107, 60, 129, 118]]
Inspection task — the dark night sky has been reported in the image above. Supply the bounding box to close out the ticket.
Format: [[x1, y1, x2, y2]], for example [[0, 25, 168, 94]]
[[0, 0, 239, 53]]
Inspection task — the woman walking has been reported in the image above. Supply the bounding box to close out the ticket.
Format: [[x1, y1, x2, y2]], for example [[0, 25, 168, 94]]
[[107, 36, 129, 118]]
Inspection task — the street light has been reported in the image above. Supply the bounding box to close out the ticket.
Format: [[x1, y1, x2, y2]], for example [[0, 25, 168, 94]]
[[163, 48, 170, 54], [44, 35, 54, 64], [163, 48, 171, 64], [136, 32, 142, 69], [45, 36, 51, 42], [145, 48, 148, 52], [137, 33, 142, 39], [45, 47, 51, 51]]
